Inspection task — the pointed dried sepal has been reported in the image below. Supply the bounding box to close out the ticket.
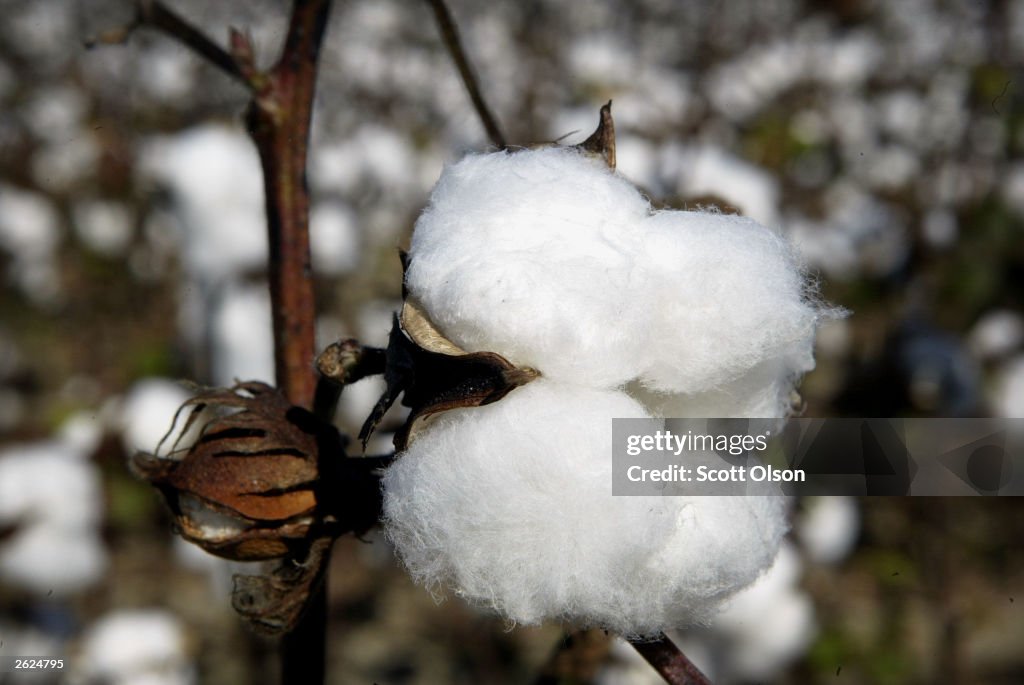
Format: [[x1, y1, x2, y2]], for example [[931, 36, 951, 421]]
[[359, 300, 539, 451], [575, 101, 616, 170]]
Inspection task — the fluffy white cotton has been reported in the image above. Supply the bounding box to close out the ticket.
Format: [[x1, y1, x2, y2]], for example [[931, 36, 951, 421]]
[[383, 381, 788, 636], [968, 309, 1024, 360], [405, 147, 652, 387], [701, 543, 816, 681], [635, 210, 818, 396], [994, 355, 1024, 418], [796, 496, 860, 565], [210, 282, 275, 387], [0, 439, 107, 595], [138, 125, 266, 284], [631, 358, 802, 422], [0, 523, 107, 594], [78, 609, 194, 685], [384, 143, 829, 635], [405, 146, 822, 399], [122, 378, 193, 455]]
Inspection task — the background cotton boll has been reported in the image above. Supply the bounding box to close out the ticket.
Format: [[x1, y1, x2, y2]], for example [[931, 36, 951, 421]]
[[210, 282, 275, 386], [121, 378, 193, 455], [78, 609, 195, 685], [383, 380, 788, 636], [137, 125, 266, 284], [797, 496, 861, 565], [0, 443, 107, 595], [0, 524, 107, 596], [405, 147, 652, 386], [993, 355, 1024, 417], [698, 543, 817, 682], [0, 445, 102, 528], [636, 210, 818, 395]]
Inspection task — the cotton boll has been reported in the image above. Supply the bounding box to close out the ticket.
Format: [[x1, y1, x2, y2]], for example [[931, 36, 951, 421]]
[[0, 444, 102, 528], [210, 282, 275, 387], [968, 310, 1024, 361], [138, 125, 266, 284], [0, 442, 107, 595], [636, 210, 819, 396], [310, 201, 360, 276], [706, 543, 816, 681], [993, 355, 1024, 418], [383, 380, 789, 636], [78, 610, 194, 685], [0, 524, 107, 596], [631, 356, 806, 421], [405, 147, 652, 387], [797, 496, 860, 565], [122, 378, 193, 455]]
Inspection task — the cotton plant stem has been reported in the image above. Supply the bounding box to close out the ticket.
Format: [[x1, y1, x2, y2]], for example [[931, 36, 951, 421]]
[[118, 2, 334, 683], [425, 0, 508, 149], [628, 633, 713, 685], [245, 0, 331, 412]]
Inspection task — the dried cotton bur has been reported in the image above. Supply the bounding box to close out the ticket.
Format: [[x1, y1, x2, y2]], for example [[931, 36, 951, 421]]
[[131, 382, 379, 633], [377, 104, 836, 637]]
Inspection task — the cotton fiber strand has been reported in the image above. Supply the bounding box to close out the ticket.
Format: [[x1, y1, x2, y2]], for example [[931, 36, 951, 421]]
[[635, 210, 818, 396], [383, 381, 788, 636]]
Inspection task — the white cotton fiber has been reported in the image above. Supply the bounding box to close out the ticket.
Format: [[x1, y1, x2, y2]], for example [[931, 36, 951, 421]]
[[386, 142, 830, 636], [405, 146, 822, 398], [79, 609, 194, 685], [383, 380, 789, 636], [404, 147, 652, 387], [796, 496, 860, 565], [631, 357, 806, 421], [635, 210, 818, 396]]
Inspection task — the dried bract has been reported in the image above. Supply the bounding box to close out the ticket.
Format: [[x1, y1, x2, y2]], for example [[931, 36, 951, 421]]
[[131, 381, 338, 561]]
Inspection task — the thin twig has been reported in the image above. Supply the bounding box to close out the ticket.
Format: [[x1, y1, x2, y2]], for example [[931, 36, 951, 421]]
[[85, 1, 250, 85], [628, 633, 713, 685], [424, 0, 507, 149]]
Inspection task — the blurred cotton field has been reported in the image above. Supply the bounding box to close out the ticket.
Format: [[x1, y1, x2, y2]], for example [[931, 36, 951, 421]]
[[0, 0, 1023, 683]]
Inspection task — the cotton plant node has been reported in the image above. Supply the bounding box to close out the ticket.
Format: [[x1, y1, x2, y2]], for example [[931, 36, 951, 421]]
[[379, 104, 833, 637], [129, 381, 380, 634]]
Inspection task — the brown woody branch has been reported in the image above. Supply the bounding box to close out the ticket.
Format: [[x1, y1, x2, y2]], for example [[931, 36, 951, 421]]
[[111, 1, 334, 683], [628, 633, 713, 685]]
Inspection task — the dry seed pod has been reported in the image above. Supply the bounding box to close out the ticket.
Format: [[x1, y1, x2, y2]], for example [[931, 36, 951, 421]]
[[131, 381, 339, 561]]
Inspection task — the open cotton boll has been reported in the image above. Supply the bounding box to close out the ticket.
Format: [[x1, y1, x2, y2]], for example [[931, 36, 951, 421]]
[[405, 147, 652, 387], [797, 496, 860, 565], [78, 609, 194, 685], [635, 210, 819, 395], [680, 542, 816, 683], [383, 380, 788, 636], [630, 355, 810, 420], [0, 524, 107, 595]]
